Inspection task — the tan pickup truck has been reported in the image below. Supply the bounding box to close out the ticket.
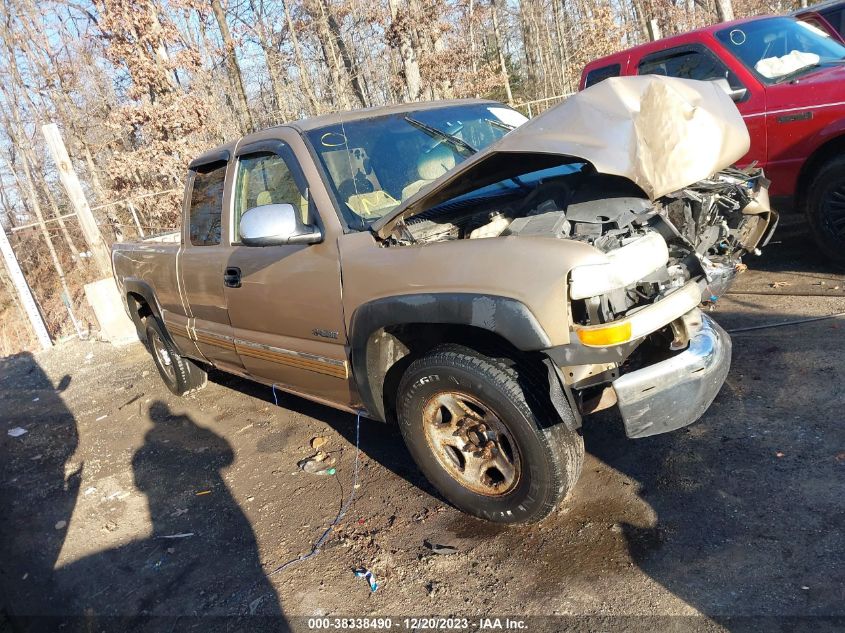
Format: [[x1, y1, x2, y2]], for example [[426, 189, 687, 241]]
[[113, 76, 776, 523]]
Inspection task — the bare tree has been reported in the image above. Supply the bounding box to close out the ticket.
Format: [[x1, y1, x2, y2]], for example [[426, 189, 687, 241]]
[[387, 0, 423, 100], [714, 0, 735, 22], [211, 0, 255, 133]]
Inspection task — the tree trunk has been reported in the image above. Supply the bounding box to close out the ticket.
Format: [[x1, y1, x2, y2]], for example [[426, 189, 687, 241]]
[[283, 0, 321, 115], [0, 7, 83, 256], [0, 98, 75, 323], [211, 0, 254, 133], [388, 0, 423, 101], [713, 0, 734, 22], [491, 0, 513, 104], [322, 0, 367, 107], [250, 3, 293, 121]]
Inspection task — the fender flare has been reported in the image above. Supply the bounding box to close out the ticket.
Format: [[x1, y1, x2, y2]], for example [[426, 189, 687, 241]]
[[122, 279, 176, 348], [348, 293, 552, 421]]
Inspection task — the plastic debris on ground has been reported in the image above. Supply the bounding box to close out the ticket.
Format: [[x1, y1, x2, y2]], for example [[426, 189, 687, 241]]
[[157, 532, 194, 539], [8, 427, 28, 437], [354, 568, 378, 592], [298, 451, 337, 475], [423, 539, 459, 555]]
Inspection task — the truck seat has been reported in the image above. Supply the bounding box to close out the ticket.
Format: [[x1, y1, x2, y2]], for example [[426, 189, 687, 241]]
[[401, 144, 457, 200]]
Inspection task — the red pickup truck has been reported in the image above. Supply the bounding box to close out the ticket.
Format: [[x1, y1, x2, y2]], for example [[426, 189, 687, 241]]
[[580, 16, 845, 264]]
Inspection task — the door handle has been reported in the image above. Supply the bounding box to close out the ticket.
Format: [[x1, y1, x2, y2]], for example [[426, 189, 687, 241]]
[[224, 266, 241, 288]]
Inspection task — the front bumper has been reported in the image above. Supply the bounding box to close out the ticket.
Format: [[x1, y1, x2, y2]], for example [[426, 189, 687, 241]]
[[612, 313, 731, 439]]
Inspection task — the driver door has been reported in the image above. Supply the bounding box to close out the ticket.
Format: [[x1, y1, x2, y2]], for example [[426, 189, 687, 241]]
[[223, 134, 353, 408]]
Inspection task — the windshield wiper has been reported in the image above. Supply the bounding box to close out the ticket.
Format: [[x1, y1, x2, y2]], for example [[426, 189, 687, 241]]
[[773, 62, 821, 84], [484, 117, 515, 132], [404, 115, 477, 156], [773, 58, 845, 84]]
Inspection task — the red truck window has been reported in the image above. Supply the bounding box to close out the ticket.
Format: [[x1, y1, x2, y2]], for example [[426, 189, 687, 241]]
[[188, 163, 226, 246], [820, 7, 845, 36], [638, 46, 744, 91], [714, 17, 845, 83], [584, 63, 621, 88]]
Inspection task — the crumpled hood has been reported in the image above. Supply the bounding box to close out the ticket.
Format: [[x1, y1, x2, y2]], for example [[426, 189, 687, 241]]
[[373, 76, 750, 238]]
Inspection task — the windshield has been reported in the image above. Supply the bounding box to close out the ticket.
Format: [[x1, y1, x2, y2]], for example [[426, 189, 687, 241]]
[[305, 103, 528, 228], [716, 17, 845, 82]]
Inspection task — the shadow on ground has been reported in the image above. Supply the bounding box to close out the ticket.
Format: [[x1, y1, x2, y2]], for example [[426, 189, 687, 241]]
[[578, 220, 845, 631], [0, 354, 79, 628], [1, 354, 287, 631]]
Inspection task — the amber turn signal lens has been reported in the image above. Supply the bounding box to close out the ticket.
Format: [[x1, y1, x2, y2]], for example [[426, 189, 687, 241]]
[[576, 322, 632, 346]]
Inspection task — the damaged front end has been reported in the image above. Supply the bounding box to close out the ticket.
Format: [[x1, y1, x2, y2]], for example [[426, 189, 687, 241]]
[[371, 76, 777, 437], [564, 163, 777, 341]]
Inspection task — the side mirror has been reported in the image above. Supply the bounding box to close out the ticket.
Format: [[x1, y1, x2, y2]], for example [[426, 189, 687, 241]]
[[712, 78, 747, 103], [727, 87, 747, 102], [239, 203, 322, 247]]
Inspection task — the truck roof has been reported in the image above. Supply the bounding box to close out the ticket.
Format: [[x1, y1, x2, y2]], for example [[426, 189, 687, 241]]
[[189, 98, 498, 169], [584, 14, 781, 70]]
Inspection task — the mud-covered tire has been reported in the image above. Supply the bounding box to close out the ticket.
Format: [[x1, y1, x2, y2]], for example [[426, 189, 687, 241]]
[[145, 319, 207, 396], [805, 156, 845, 267], [397, 345, 583, 524]]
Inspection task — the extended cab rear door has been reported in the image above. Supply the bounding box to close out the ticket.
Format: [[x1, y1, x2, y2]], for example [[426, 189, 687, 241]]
[[634, 41, 768, 169], [179, 155, 245, 372], [223, 130, 353, 408]]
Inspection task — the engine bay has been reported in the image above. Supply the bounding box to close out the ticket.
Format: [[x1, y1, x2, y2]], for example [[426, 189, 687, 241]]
[[389, 164, 776, 325]]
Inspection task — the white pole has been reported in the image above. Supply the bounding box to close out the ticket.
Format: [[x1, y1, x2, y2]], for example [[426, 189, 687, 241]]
[[41, 123, 112, 277], [0, 221, 52, 350]]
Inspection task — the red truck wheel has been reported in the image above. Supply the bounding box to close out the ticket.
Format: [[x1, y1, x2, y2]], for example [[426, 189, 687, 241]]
[[806, 157, 845, 267], [396, 344, 583, 524]]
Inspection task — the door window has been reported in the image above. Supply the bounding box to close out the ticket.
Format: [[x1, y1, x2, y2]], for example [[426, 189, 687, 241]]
[[234, 150, 309, 239], [188, 163, 226, 246], [638, 47, 745, 91]]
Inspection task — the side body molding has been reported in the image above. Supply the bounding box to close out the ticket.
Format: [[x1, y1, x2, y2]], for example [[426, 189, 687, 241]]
[[348, 293, 552, 421]]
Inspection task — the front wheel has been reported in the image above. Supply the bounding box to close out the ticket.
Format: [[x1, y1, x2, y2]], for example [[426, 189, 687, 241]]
[[805, 156, 845, 267], [397, 345, 584, 524]]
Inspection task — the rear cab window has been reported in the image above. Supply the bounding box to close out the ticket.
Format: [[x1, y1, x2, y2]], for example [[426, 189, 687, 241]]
[[188, 163, 227, 246], [584, 63, 622, 88], [820, 7, 844, 37]]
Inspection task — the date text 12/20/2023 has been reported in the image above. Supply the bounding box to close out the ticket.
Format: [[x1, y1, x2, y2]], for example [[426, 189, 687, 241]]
[[306, 618, 528, 630]]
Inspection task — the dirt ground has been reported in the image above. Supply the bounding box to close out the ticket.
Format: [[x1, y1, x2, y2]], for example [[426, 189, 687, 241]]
[[1, 218, 843, 633]]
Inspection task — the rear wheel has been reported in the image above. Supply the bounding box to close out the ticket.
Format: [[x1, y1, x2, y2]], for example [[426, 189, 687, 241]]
[[805, 157, 845, 267], [145, 319, 207, 396], [397, 345, 583, 524]]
